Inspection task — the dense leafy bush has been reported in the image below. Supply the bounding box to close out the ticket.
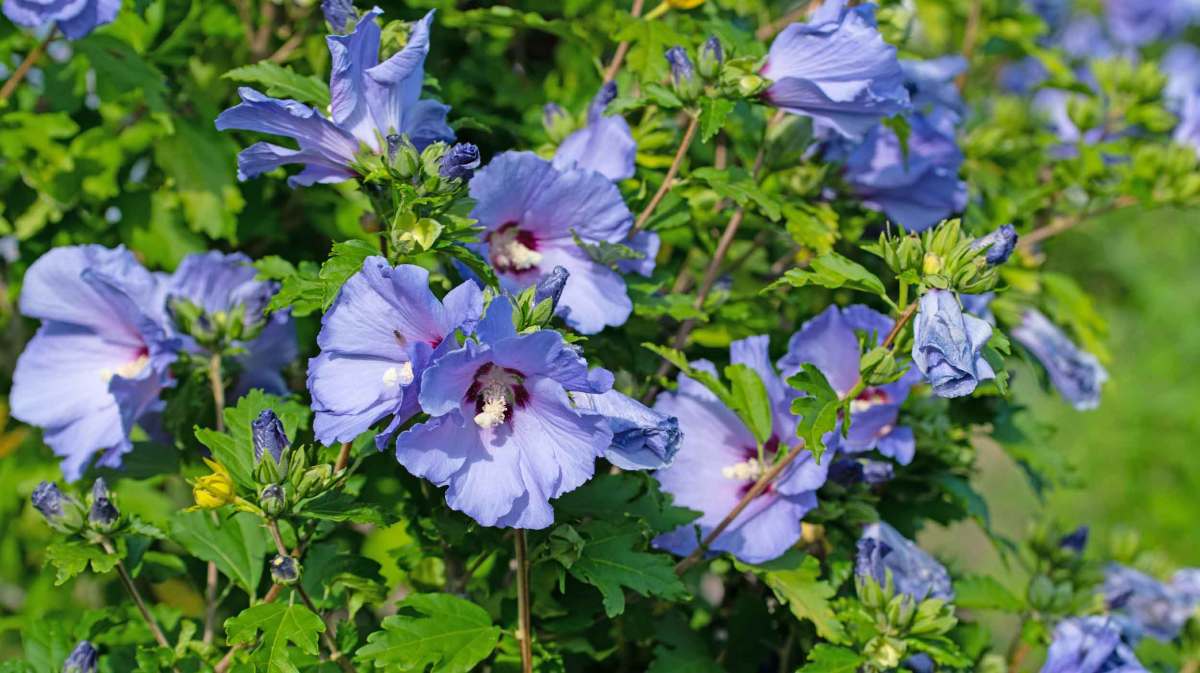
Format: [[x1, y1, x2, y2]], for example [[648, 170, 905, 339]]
[[1, 0, 1199, 671]]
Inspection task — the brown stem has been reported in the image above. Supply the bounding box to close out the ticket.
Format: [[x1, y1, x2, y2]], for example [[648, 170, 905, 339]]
[[266, 519, 288, 557], [956, 0, 983, 91], [101, 540, 172, 651], [882, 301, 918, 350], [1180, 660, 1199, 673], [1017, 196, 1136, 252], [269, 29, 306, 63], [515, 530, 533, 673], [203, 549, 219, 645], [674, 445, 806, 575], [0, 27, 57, 104], [296, 583, 356, 673], [754, 1, 821, 40], [203, 355, 226, 644], [334, 442, 352, 472], [602, 0, 646, 82], [634, 113, 700, 232], [208, 354, 226, 433]]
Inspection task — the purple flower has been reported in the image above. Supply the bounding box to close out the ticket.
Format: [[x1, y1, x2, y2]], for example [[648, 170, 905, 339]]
[[394, 297, 614, 529], [573, 389, 681, 470], [1041, 617, 1147, 673], [166, 251, 296, 396], [1103, 0, 1190, 47], [839, 111, 967, 232], [1033, 89, 1109, 150], [321, 0, 356, 34], [653, 336, 831, 564], [1104, 564, 1199, 642], [62, 640, 98, 673], [960, 291, 995, 325], [32, 481, 83, 531], [971, 224, 1018, 265], [761, 0, 909, 139], [469, 151, 646, 334], [252, 409, 289, 465], [856, 521, 954, 601], [11, 246, 177, 481], [1163, 44, 1200, 107], [3, 0, 119, 39], [912, 289, 995, 398], [439, 142, 480, 181], [778, 304, 918, 465], [552, 82, 637, 182], [900, 56, 967, 121], [216, 9, 453, 187], [308, 258, 483, 448], [1011, 309, 1107, 410], [665, 46, 699, 98]]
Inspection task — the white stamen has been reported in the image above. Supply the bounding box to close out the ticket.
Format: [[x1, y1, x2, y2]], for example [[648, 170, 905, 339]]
[[474, 391, 508, 428], [472, 366, 521, 428], [849, 398, 874, 414], [382, 362, 414, 387], [491, 227, 542, 271], [722, 458, 765, 481], [100, 355, 150, 383]]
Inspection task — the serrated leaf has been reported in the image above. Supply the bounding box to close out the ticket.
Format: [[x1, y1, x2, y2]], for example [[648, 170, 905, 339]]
[[953, 575, 1023, 611], [698, 98, 735, 141], [257, 240, 379, 316], [356, 593, 501, 672], [753, 552, 847, 644], [691, 167, 782, 221], [43, 541, 118, 585], [75, 35, 169, 113], [795, 644, 864, 672], [195, 390, 311, 491], [568, 520, 688, 617], [223, 62, 330, 108], [768, 250, 886, 297], [787, 364, 842, 463], [555, 472, 700, 534], [225, 602, 325, 673], [154, 119, 245, 242], [724, 364, 773, 445], [646, 644, 725, 673], [170, 511, 268, 593]]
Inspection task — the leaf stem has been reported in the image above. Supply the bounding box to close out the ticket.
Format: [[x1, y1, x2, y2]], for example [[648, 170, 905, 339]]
[[633, 113, 700, 232], [334, 441, 352, 472], [515, 530, 534, 673], [204, 354, 226, 644], [208, 354, 226, 433], [0, 28, 57, 104], [101, 539, 173, 651], [882, 301, 918, 350], [602, 0, 646, 82], [295, 582, 356, 673]]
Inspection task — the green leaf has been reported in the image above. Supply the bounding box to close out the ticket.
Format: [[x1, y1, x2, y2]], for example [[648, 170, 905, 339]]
[[752, 552, 847, 644], [953, 575, 1023, 611], [223, 62, 331, 108], [691, 167, 783, 221], [356, 593, 501, 672], [646, 644, 725, 673], [75, 35, 169, 113], [258, 240, 379, 316], [195, 390, 311, 491], [698, 99, 735, 142], [768, 251, 887, 296], [555, 472, 700, 535], [154, 119, 245, 242], [784, 202, 839, 255], [567, 520, 687, 617], [169, 511, 269, 593], [225, 602, 325, 673], [795, 644, 865, 672], [787, 364, 842, 463], [724, 364, 773, 445], [43, 541, 119, 585]]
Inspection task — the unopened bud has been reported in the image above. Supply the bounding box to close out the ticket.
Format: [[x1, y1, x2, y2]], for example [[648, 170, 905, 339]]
[[665, 46, 700, 100], [88, 478, 119, 532], [252, 409, 289, 467], [534, 266, 569, 313], [542, 103, 573, 143], [270, 554, 300, 585], [971, 224, 1018, 265], [62, 640, 98, 673], [439, 143, 481, 182], [32, 481, 83, 533], [259, 484, 286, 518], [698, 36, 724, 79]]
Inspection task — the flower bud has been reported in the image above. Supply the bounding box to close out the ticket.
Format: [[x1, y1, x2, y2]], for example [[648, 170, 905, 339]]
[[387, 134, 420, 176], [270, 554, 300, 585], [439, 143, 481, 182], [665, 46, 700, 100], [970, 224, 1018, 265], [88, 478, 119, 532], [62, 640, 98, 673], [1058, 525, 1089, 553], [193, 459, 237, 509], [296, 464, 333, 499], [542, 103, 574, 143], [31, 481, 83, 533], [921, 252, 943, 275], [736, 74, 766, 98], [252, 409, 289, 467], [259, 484, 287, 518], [533, 266, 569, 313], [698, 36, 724, 80]]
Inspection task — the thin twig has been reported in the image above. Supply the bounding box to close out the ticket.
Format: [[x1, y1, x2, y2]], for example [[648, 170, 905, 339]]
[[515, 531, 533, 673], [1180, 660, 1199, 673], [208, 354, 226, 433], [634, 113, 700, 232], [882, 301, 918, 349], [956, 0, 983, 91], [754, 1, 820, 41], [296, 583, 356, 673], [101, 540, 172, 651], [1017, 196, 1136, 252], [602, 0, 646, 82], [334, 442, 352, 472], [203, 547, 220, 645], [0, 27, 57, 103]]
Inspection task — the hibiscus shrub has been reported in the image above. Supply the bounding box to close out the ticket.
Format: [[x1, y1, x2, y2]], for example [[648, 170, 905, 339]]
[[3, 0, 1200, 672]]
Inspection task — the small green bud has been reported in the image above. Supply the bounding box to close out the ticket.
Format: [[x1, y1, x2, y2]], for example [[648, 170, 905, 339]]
[[296, 464, 333, 499], [259, 484, 287, 518], [697, 36, 724, 80], [922, 252, 943, 275], [737, 74, 767, 98]]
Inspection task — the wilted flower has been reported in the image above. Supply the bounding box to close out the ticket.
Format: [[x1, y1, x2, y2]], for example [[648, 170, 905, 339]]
[[1104, 564, 1199, 642], [11, 246, 177, 480], [1040, 617, 1147, 673], [573, 389, 681, 470], [439, 143, 481, 181], [779, 305, 919, 464], [469, 151, 651, 334], [62, 640, 98, 673], [551, 82, 637, 182], [32, 481, 83, 532], [394, 297, 615, 528], [216, 9, 453, 187], [252, 409, 290, 466], [3, 0, 119, 39], [760, 0, 909, 139], [698, 36, 724, 79], [654, 336, 831, 564], [192, 459, 237, 510], [88, 478, 119, 532], [971, 224, 1018, 265], [321, 0, 356, 33], [307, 259, 482, 447], [912, 289, 995, 398], [1011, 310, 1107, 410], [270, 554, 300, 584], [856, 521, 954, 601]]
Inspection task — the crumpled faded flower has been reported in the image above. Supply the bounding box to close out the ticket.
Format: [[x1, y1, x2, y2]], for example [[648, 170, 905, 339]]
[[654, 336, 831, 564], [912, 289, 995, 398], [1040, 617, 1148, 673], [3, 0, 119, 39], [468, 151, 652, 334], [573, 389, 681, 470], [552, 82, 637, 182], [1104, 564, 1200, 642], [1011, 309, 1107, 410], [394, 297, 615, 529], [11, 245, 177, 481], [307, 258, 483, 447], [856, 521, 954, 601], [760, 0, 909, 139], [166, 251, 297, 396], [778, 304, 919, 465], [216, 9, 453, 187]]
